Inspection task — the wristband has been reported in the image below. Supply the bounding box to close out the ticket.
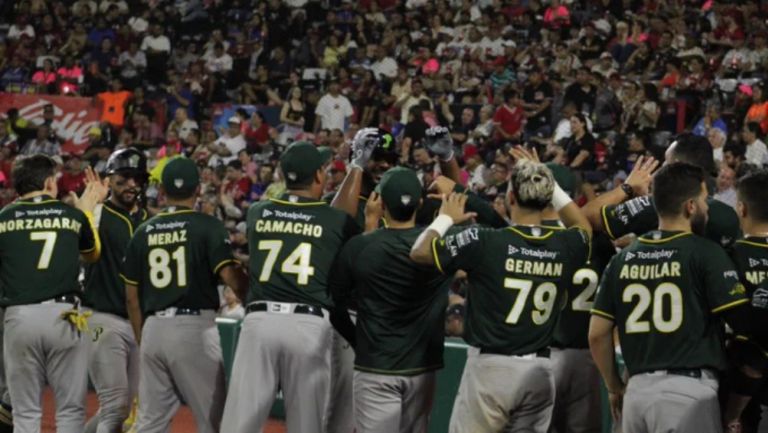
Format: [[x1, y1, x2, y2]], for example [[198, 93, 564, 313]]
[[439, 151, 455, 162], [428, 214, 454, 237], [550, 184, 572, 211], [348, 162, 364, 171]]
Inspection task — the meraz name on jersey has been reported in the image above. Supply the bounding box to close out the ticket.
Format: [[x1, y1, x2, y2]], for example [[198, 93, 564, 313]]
[[0, 215, 83, 234], [146, 221, 189, 246], [618, 249, 681, 280], [254, 209, 324, 238]]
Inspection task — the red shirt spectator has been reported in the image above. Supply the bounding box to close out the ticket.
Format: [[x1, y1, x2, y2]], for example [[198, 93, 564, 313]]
[[543, 0, 570, 30], [244, 112, 270, 151], [494, 90, 525, 141], [58, 157, 87, 195]]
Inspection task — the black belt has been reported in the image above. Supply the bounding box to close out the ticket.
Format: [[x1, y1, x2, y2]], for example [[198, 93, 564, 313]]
[[665, 369, 703, 378], [246, 302, 325, 318], [151, 307, 203, 316], [42, 294, 80, 305], [479, 347, 551, 358]]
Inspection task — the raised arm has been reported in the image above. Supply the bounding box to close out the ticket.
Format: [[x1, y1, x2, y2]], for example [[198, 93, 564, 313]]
[[410, 193, 476, 265], [331, 128, 380, 218]]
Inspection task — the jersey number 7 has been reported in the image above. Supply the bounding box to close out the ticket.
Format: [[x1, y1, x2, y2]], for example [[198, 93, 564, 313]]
[[258, 240, 315, 285]]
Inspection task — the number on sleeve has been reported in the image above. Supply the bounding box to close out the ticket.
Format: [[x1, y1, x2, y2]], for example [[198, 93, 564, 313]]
[[257, 241, 316, 286], [571, 268, 599, 312], [30, 231, 57, 270], [623, 283, 683, 333]]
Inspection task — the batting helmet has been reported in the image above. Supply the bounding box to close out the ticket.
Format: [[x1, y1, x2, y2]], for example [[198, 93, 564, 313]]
[[371, 129, 397, 163], [106, 147, 148, 182]]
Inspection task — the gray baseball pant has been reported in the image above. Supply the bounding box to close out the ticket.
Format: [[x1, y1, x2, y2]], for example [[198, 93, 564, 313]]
[[622, 370, 720, 433], [0, 308, 9, 405], [221, 308, 333, 433], [134, 311, 226, 433], [549, 348, 602, 433], [85, 311, 139, 433], [4, 303, 89, 433], [449, 348, 555, 433], [353, 370, 436, 433], [327, 313, 356, 433]]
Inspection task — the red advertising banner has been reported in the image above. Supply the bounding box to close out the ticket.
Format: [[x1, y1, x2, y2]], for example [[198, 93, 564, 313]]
[[0, 93, 101, 154]]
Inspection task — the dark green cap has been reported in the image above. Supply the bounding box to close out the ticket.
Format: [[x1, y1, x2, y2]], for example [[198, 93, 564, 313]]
[[375, 167, 422, 215], [280, 141, 333, 184], [162, 157, 200, 196], [545, 162, 576, 197]]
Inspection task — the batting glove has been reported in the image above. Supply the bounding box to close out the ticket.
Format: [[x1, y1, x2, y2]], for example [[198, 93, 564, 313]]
[[350, 127, 381, 170], [424, 126, 455, 161]]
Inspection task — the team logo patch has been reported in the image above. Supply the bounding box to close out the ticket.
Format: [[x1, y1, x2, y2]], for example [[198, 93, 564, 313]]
[[129, 154, 141, 167], [750, 258, 761, 268], [263, 209, 273, 218], [174, 178, 184, 188], [92, 326, 104, 342], [753, 288, 768, 309], [625, 252, 635, 261], [400, 195, 412, 206]]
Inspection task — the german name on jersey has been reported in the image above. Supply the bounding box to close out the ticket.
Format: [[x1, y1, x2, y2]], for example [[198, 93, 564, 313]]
[[592, 231, 748, 375], [247, 194, 359, 309], [432, 224, 589, 354], [121, 206, 237, 314], [0, 195, 99, 306]]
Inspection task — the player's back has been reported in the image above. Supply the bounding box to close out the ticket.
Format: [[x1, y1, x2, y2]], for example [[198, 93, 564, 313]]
[[0, 195, 95, 306], [437, 225, 588, 355], [730, 236, 768, 345], [593, 231, 746, 375], [341, 227, 448, 373], [247, 195, 357, 309], [123, 207, 232, 314]]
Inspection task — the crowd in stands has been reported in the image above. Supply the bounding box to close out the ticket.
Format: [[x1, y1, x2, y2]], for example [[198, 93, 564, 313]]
[[2, 0, 768, 279]]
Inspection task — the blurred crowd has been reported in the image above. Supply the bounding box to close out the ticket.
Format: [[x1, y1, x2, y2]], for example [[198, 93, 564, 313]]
[[2, 0, 768, 280]]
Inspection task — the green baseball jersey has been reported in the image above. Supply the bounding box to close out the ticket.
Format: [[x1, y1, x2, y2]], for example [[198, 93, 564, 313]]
[[592, 231, 748, 376], [601, 196, 741, 248], [247, 194, 359, 309], [121, 206, 237, 314], [83, 201, 148, 317], [729, 236, 768, 350], [553, 231, 616, 349], [432, 224, 590, 354], [0, 195, 99, 306], [330, 227, 449, 375]]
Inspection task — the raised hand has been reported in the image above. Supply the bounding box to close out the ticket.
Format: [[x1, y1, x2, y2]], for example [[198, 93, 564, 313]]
[[72, 166, 109, 213], [438, 193, 477, 224], [625, 155, 659, 197], [350, 127, 381, 169], [427, 175, 457, 199], [424, 126, 454, 161], [509, 145, 541, 164]]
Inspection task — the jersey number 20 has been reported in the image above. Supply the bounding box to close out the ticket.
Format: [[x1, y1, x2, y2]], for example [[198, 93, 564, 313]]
[[258, 241, 315, 285], [623, 283, 683, 333]]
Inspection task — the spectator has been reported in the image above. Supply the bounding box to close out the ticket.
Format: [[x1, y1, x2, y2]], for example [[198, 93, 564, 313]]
[[210, 117, 246, 166], [223, 160, 251, 205], [248, 163, 274, 202], [7, 15, 35, 41], [370, 45, 398, 81], [401, 105, 430, 164], [522, 69, 554, 139], [219, 286, 245, 320], [166, 108, 199, 142], [746, 83, 768, 134], [714, 164, 738, 209], [463, 144, 486, 192], [708, 127, 728, 165], [20, 125, 60, 156], [1, 57, 29, 91], [279, 86, 306, 144], [314, 79, 354, 132], [118, 40, 146, 89], [57, 57, 84, 95], [723, 142, 749, 175], [96, 78, 131, 128], [741, 122, 768, 167], [444, 106, 477, 146], [31, 58, 58, 94], [395, 78, 432, 125], [564, 67, 598, 115], [494, 88, 524, 144], [140, 23, 171, 84], [57, 154, 87, 196], [564, 112, 597, 171], [693, 102, 728, 137], [244, 111, 270, 153]]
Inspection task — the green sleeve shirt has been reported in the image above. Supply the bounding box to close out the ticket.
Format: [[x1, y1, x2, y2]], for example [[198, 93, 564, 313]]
[[432, 225, 589, 354], [121, 207, 237, 314], [592, 231, 747, 375], [0, 195, 99, 306], [730, 236, 768, 351]]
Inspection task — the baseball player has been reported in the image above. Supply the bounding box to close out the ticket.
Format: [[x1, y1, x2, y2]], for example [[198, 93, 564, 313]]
[[221, 141, 359, 433], [83, 148, 148, 433], [121, 157, 247, 433], [589, 162, 750, 433], [721, 170, 768, 432], [546, 157, 657, 433], [411, 157, 592, 433], [0, 154, 106, 432], [582, 133, 741, 249], [330, 167, 449, 433], [0, 311, 10, 433]]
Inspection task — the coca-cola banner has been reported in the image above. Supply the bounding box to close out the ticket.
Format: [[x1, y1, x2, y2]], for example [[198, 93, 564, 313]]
[[0, 92, 101, 154]]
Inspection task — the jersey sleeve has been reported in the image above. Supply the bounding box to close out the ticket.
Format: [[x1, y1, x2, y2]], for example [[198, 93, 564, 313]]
[[341, 212, 362, 241], [120, 231, 142, 286], [600, 196, 657, 240], [453, 183, 508, 228], [207, 221, 238, 275], [698, 242, 749, 314], [563, 227, 592, 267], [77, 209, 101, 262], [432, 226, 485, 275], [592, 255, 619, 321]]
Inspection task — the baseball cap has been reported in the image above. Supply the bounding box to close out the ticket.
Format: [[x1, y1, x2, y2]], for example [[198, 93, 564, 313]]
[[375, 167, 422, 218], [228, 116, 241, 124], [545, 162, 576, 197], [161, 157, 200, 196], [280, 141, 333, 184]]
